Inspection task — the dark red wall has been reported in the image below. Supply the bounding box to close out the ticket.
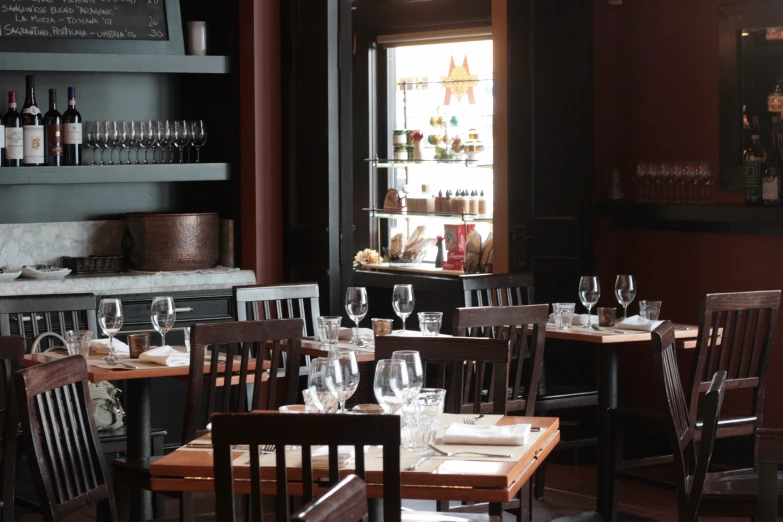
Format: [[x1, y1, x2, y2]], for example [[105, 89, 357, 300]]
[[594, 0, 783, 423]]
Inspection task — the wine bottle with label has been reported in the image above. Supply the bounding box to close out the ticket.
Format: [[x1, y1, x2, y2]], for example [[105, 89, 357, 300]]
[[63, 87, 82, 166], [763, 116, 782, 206], [3, 92, 22, 168], [44, 89, 63, 167], [743, 115, 767, 206], [21, 75, 44, 167]]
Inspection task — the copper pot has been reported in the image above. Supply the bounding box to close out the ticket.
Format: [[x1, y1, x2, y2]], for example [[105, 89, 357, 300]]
[[123, 212, 219, 271]]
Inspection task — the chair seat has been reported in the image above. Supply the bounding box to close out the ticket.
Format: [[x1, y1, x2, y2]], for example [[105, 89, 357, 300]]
[[692, 468, 783, 497], [99, 426, 168, 442], [535, 385, 598, 411]]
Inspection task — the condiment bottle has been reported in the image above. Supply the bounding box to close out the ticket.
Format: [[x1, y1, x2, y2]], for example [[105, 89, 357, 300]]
[[435, 190, 443, 213], [469, 190, 478, 214], [443, 190, 452, 213], [478, 190, 488, 215]]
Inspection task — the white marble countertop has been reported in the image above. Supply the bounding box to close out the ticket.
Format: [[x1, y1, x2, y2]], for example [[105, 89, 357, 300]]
[[0, 269, 257, 296]]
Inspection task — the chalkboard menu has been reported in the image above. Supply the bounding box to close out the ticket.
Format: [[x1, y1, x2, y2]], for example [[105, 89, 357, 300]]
[[0, 0, 169, 41]]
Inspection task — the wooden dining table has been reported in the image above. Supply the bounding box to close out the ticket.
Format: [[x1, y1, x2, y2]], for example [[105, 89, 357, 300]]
[[300, 323, 701, 520], [150, 412, 560, 520], [22, 349, 268, 521]]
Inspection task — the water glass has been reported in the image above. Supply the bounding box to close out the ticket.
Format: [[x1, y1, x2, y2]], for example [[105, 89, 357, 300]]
[[639, 300, 662, 321], [578, 276, 601, 327], [373, 359, 409, 414], [151, 296, 176, 346], [392, 284, 415, 331], [552, 303, 576, 329], [391, 350, 424, 403], [328, 348, 360, 412], [597, 307, 616, 327], [98, 299, 124, 363], [66, 330, 92, 358], [402, 388, 446, 452], [317, 316, 342, 345], [417, 312, 442, 336], [614, 275, 636, 319], [308, 358, 341, 413], [345, 287, 369, 347]]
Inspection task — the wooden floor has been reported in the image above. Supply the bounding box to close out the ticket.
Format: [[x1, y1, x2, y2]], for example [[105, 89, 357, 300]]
[[17, 462, 752, 521]]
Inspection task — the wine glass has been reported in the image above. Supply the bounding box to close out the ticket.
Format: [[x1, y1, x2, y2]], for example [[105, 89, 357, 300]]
[[98, 299, 124, 364], [120, 121, 134, 164], [115, 121, 128, 165], [140, 121, 155, 164], [174, 120, 190, 163], [391, 350, 424, 404], [373, 359, 409, 414], [578, 276, 601, 327], [614, 275, 636, 320], [344, 287, 368, 347], [84, 121, 98, 166], [106, 121, 120, 165], [95, 121, 108, 166], [308, 357, 341, 413], [150, 296, 176, 346], [156, 120, 172, 164], [128, 121, 141, 164], [328, 348, 360, 413], [191, 120, 207, 163], [392, 284, 415, 331]]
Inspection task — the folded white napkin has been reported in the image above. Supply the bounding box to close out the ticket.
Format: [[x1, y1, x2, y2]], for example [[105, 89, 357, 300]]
[[139, 346, 190, 367], [547, 313, 598, 326], [338, 327, 374, 340], [311, 445, 358, 468], [615, 315, 664, 332], [442, 423, 531, 446], [90, 338, 130, 355]]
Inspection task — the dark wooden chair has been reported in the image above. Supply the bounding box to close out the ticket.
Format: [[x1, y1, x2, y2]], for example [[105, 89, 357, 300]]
[[757, 428, 783, 522], [461, 272, 535, 308], [113, 317, 305, 522], [609, 321, 783, 522], [374, 335, 513, 415], [0, 336, 23, 522], [14, 355, 119, 522], [290, 475, 368, 522], [234, 283, 321, 336]]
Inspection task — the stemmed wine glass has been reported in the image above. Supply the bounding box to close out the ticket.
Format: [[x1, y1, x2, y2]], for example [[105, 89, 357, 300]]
[[98, 299, 124, 364], [156, 121, 172, 164], [344, 287, 368, 346], [578, 276, 601, 328], [121, 121, 134, 164], [140, 121, 155, 164], [614, 275, 636, 320], [85, 121, 98, 166], [128, 121, 141, 164], [373, 359, 409, 415], [150, 296, 176, 346], [115, 121, 128, 165], [392, 284, 415, 331], [95, 121, 108, 166], [106, 121, 120, 165], [174, 120, 190, 163], [328, 348, 360, 413], [391, 350, 423, 404], [308, 357, 341, 413], [191, 120, 207, 163]]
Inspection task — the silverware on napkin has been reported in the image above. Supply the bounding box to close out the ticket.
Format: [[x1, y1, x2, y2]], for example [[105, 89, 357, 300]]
[[428, 444, 512, 459]]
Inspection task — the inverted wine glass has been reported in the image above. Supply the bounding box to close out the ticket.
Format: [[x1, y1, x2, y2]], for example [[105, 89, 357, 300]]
[[578, 276, 601, 327], [392, 284, 415, 331], [614, 275, 636, 320], [344, 287, 368, 347], [98, 298, 124, 364], [150, 296, 176, 346]]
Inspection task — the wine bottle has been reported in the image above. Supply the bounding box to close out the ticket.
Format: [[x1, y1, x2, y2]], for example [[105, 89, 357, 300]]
[[763, 116, 782, 206], [743, 116, 767, 206], [44, 89, 63, 167], [3, 92, 22, 167], [63, 87, 82, 166], [21, 75, 44, 167]]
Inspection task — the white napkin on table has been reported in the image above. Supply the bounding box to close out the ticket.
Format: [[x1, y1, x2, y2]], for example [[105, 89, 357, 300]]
[[442, 423, 531, 446], [138, 345, 190, 367], [90, 338, 130, 355], [547, 314, 598, 327], [311, 445, 359, 468], [338, 327, 374, 341], [615, 315, 664, 332]]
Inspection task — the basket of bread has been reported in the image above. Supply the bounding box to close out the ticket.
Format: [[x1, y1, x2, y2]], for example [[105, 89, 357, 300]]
[[385, 226, 436, 266]]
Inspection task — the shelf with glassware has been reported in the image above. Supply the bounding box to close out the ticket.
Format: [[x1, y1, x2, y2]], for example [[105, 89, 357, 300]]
[[365, 157, 493, 169]]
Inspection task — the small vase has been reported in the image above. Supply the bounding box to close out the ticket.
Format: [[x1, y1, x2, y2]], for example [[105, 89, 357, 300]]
[[414, 141, 424, 163], [435, 241, 444, 268]]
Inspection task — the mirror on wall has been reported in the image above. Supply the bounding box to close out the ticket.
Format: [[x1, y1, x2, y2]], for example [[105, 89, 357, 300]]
[[719, 1, 783, 192]]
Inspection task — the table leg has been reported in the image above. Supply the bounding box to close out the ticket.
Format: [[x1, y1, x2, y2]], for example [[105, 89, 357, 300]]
[[597, 344, 618, 522], [758, 462, 778, 522], [368, 498, 383, 522], [126, 378, 153, 521], [488, 502, 503, 518]]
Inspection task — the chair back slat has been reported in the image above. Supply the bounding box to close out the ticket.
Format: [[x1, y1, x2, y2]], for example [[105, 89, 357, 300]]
[[14, 355, 117, 521], [689, 291, 780, 430], [375, 336, 511, 415], [235, 283, 321, 338], [0, 294, 98, 352], [461, 272, 535, 308], [452, 304, 548, 415], [212, 412, 399, 522], [183, 318, 303, 444]]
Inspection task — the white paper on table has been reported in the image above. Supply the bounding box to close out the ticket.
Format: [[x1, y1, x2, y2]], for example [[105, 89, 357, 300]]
[[138, 345, 189, 367], [615, 315, 664, 332], [441, 423, 531, 446]]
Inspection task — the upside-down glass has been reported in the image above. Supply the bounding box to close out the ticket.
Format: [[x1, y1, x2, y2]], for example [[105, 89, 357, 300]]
[[614, 275, 636, 319], [578, 276, 601, 327], [328, 348, 360, 413], [98, 299, 124, 364], [344, 287, 369, 346], [392, 284, 415, 331], [308, 357, 341, 413], [373, 359, 409, 414], [391, 350, 424, 404], [191, 120, 207, 163], [150, 296, 176, 346], [402, 388, 446, 452]]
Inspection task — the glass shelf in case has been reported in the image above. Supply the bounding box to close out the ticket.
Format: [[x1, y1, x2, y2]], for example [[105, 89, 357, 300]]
[[365, 158, 493, 169], [364, 208, 493, 224]]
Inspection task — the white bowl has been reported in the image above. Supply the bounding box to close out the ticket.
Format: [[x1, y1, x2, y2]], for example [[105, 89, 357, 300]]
[[21, 266, 72, 280], [0, 269, 22, 282]]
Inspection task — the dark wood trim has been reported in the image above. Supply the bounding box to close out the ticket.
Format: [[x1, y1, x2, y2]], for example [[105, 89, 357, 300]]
[[340, 0, 355, 296]]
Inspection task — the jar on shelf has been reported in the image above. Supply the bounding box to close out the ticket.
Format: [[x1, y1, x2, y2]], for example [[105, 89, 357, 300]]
[[393, 130, 407, 145], [393, 145, 408, 161]]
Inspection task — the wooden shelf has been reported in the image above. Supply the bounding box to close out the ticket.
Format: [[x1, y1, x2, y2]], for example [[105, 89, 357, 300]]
[[0, 163, 231, 185], [597, 202, 783, 236], [0, 52, 230, 74], [358, 263, 464, 277]]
